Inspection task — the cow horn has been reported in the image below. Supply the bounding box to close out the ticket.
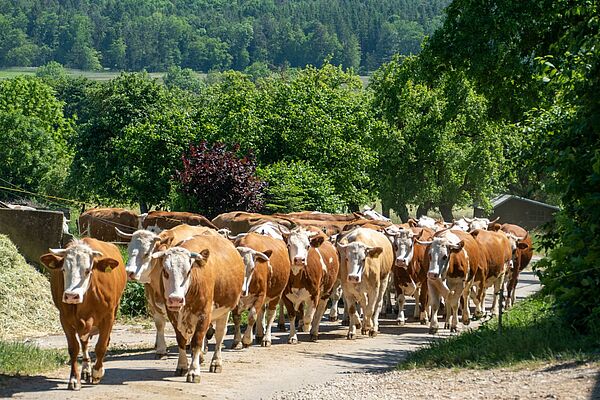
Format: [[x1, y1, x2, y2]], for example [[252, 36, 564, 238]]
[[49, 248, 67, 256], [227, 232, 247, 241], [489, 216, 500, 224], [415, 239, 433, 246], [115, 227, 134, 239], [464, 217, 473, 223]]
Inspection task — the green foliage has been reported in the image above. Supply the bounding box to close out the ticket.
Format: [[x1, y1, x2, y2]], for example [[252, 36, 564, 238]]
[[0, 341, 66, 375], [400, 295, 599, 369], [118, 281, 147, 318], [163, 66, 205, 94], [371, 56, 510, 219], [0, 76, 74, 199], [258, 161, 344, 213], [0, 1, 449, 72]]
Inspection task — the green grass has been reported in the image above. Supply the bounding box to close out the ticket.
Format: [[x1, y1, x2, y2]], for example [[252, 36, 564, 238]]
[[0, 67, 205, 81], [399, 294, 600, 370], [0, 341, 67, 375]]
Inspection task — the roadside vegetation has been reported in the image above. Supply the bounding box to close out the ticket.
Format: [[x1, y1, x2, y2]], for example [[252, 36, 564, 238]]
[[0, 342, 66, 375], [399, 294, 599, 370]]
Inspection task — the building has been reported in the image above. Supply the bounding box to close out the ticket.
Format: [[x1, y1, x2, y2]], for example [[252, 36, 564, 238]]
[[474, 194, 560, 230]]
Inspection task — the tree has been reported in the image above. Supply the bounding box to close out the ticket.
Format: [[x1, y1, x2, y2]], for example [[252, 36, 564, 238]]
[[163, 66, 205, 94], [175, 141, 266, 218], [0, 77, 74, 199]]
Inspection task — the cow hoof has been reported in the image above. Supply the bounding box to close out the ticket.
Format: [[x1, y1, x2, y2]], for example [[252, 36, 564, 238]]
[[91, 367, 104, 384], [81, 370, 91, 383], [288, 337, 298, 344], [68, 378, 80, 391], [462, 319, 471, 326], [341, 320, 349, 326], [231, 341, 243, 350], [429, 327, 438, 335], [155, 352, 168, 360], [329, 315, 338, 322], [206, 325, 215, 340], [242, 341, 252, 349], [186, 373, 201, 383], [209, 363, 222, 373], [347, 333, 355, 340], [277, 324, 287, 332], [361, 328, 368, 335], [397, 319, 405, 326], [369, 329, 378, 337], [255, 335, 264, 344], [420, 319, 427, 325], [310, 334, 318, 342], [450, 326, 458, 333], [175, 368, 188, 376], [261, 340, 271, 347]]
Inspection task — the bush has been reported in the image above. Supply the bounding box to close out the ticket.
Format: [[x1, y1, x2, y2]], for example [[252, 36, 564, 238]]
[[175, 141, 266, 218], [118, 281, 147, 319]]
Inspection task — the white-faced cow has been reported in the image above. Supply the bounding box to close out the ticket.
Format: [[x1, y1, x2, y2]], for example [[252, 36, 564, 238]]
[[116, 224, 217, 358], [232, 232, 291, 348], [336, 228, 393, 338], [40, 238, 126, 390], [151, 234, 244, 383], [282, 227, 339, 343]]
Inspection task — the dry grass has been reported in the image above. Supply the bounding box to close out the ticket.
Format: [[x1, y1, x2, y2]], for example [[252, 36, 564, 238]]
[[0, 235, 61, 340]]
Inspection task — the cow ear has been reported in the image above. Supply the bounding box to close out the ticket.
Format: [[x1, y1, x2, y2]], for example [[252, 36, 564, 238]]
[[281, 232, 290, 243], [407, 218, 417, 228], [190, 249, 210, 267], [263, 249, 273, 259], [367, 247, 383, 258], [151, 250, 166, 259], [517, 242, 529, 250], [470, 229, 481, 238], [95, 257, 119, 272], [488, 223, 502, 232], [40, 253, 63, 270], [310, 236, 324, 248], [450, 241, 465, 252]]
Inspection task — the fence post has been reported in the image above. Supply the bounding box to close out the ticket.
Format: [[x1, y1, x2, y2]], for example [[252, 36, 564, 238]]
[[498, 287, 504, 335]]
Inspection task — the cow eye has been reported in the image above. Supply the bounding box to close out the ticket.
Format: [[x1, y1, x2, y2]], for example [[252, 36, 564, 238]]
[[85, 269, 91, 275], [163, 270, 169, 279]]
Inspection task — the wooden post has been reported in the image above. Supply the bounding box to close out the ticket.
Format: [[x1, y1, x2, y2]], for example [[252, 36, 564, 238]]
[[498, 287, 504, 335]]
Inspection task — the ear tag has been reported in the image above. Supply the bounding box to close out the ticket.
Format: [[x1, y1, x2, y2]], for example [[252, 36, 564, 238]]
[[105, 266, 112, 273]]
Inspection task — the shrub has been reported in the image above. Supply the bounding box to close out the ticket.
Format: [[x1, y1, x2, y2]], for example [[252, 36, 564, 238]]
[[118, 281, 147, 318]]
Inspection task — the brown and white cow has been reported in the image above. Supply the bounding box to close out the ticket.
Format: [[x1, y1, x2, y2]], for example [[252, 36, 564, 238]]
[[116, 224, 217, 358], [336, 228, 393, 338], [282, 227, 339, 343], [151, 234, 244, 383], [142, 210, 218, 232], [470, 229, 512, 317], [499, 224, 532, 308], [232, 233, 291, 348], [40, 238, 127, 390], [384, 226, 434, 325], [79, 208, 144, 242], [212, 211, 294, 235], [419, 229, 481, 333], [274, 211, 358, 222]]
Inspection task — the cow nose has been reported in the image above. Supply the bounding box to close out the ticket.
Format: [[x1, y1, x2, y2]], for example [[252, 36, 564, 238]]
[[395, 259, 407, 268], [293, 257, 305, 265], [128, 272, 137, 280], [63, 292, 80, 303], [347, 274, 360, 283], [427, 272, 439, 279], [167, 296, 185, 308]]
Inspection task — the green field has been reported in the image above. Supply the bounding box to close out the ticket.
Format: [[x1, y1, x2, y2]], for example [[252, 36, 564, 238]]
[[0, 67, 167, 81]]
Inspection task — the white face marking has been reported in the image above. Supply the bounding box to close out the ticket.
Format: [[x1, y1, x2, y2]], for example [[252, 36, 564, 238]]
[[159, 248, 196, 311], [426, 232, 460, 278], [469, 218, 490, 231], [125, 230, 160, 283], [339, 242, 370, 283], [59, 242, 98, 304], [287, 230, 312, 269], [451, 219, 470, 231], [237, 247, 257, 296], [249, 222, 284, 240], [389, 230, 414, 268], [417, 216, 437, 229]]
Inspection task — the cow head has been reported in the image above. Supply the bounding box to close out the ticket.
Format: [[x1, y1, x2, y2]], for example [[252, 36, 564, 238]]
[[337, 242, 383, 283], [283, 228, 324, 275], [450, 218, 470, 232], [40, 241, 118, 304], [504, 232, 528, 270], [236, 247, 272, 296], [384, 227, 415, 269], [418, 234, 464, 280], [151, 247, 209, 311], [117, 228, 162, 283]]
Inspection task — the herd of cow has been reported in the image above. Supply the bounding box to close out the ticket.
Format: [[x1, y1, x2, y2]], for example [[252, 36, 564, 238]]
[[39, 208, 533, 390]]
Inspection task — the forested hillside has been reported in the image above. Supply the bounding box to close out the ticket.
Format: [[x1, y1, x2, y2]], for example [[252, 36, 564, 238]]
[[0, 0, 448, 72]]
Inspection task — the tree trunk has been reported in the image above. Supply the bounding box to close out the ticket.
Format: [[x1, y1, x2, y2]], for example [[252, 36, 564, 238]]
[[139, 201, 149, 214], [394, 204, 409, 223], [416, 203, 431, 218], [439, 203, 454, 222], [347, 203, 360, 213], [381, 199, 391, 219]]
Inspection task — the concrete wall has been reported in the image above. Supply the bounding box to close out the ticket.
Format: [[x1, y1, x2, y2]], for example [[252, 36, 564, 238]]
[[0, 209, 67, 267]]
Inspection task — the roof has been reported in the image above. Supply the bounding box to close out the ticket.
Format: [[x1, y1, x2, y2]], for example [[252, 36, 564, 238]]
[[476, 194, 560, 211]]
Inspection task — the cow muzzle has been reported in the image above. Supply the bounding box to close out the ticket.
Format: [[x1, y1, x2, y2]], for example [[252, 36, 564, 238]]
[[395, 258, 408, 268], [167, 296, 185, 311], [293, 257, 306, 266], [427, 272, 439, 279], [347, 274, 361, 283], [63, 291, 82, 304]]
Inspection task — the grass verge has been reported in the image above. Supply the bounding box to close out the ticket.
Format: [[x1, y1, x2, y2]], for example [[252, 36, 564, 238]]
[[399, 294, 600, 370], [0, 341, 67, 375]]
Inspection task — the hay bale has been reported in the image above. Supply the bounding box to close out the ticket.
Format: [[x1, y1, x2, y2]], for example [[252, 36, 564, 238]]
[[0, 234, 61, 340]]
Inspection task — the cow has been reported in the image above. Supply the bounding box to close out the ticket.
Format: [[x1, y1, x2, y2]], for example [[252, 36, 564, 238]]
[[79, 208, 143, 242], [40, 238, 127, 390], [274, 211, 358, 222], [116, 224, 217, 358], [463, 216, 500, 231], [449, 218, 470, 232], [469, 229, 512, 317], [232, 233, 291, 348], [384, 226, 434, 325], [499, 224, 533, 308], [336, 228, 393, 338], [142, 210, 218, 232], [281, 227, 339, 343], [418, 229, 482, 333], [342, 219, 393, 233], [359, 205, 391, 222], [212, 211, 294, 235], [150, 234, 244, 383], [408, 216, 449, 231]]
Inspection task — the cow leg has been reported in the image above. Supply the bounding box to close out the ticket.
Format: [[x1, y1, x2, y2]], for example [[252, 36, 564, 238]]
[[396, 291, 406, 325], [262, 298, 279, 347], [328, 280, 342, 321], [359, 291, 371, 336], [472, 279, 486, 319], [64, 324, 81, 390], [427, 280, 440, 334], [231, 306, 243, 350], [209, 312, 229, 373], [412, 286, 421, 320], [345, 293, 360, 339], [372, 275, 390, 335], [309, 298, 328, 342], [255, 304, 266, 344], [277, 299, 287, 331], [418, 283, 428, 324], [461, 282, 472, 326], [446, 279, 464, 333], [80, 335, 92, 383], [491, 274, 505, 317], [174, 330, 189, 376], [242, 305, 258, 348], [187, 317, 210, 383], [146, 284, 168, 359], [91, 319, 113, 384], [283, 296, 299, 344], [303, 297, 317, 335]]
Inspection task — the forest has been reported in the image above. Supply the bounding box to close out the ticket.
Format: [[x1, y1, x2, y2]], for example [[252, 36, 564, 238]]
[[0, 0, 448, 72]]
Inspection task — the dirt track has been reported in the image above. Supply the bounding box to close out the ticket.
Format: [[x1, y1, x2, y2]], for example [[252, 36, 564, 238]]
[[1, 272, 545, 399]]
